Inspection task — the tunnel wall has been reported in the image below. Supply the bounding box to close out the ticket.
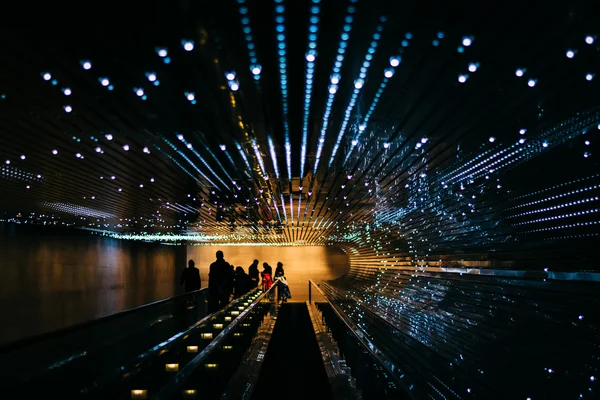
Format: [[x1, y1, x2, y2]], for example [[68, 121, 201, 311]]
[[325, 241, 600, 398], [0, 223, 186, 345]]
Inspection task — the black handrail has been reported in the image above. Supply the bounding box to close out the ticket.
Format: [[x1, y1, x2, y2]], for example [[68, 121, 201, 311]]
[[309, 280, 412, 399], [0, 288, 207, 353], [152, 282, 280, 400]]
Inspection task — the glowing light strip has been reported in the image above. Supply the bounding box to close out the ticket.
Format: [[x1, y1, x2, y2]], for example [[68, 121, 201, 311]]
[[236, 0, 261, 81], [280, 194, 287, 221], [162, 138, 220, 188], [251, 139, 267, 177], [313, 0, 358, 176], [236, 142, 252, 171], [274, 0, 291, 180], [154, 143, 206, 187], [329, 17, 386, 168], [300, 0, 320, 179], [201, 144, 235, 186], [344, 68, 395, 165], [268, 136, 280, 179]]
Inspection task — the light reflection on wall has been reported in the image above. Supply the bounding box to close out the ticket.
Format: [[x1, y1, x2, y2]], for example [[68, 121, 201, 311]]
[[186, 245, 348, 301]]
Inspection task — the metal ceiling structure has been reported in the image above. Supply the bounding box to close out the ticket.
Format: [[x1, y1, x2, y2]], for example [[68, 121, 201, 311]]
[[1, 0, 599, 251]]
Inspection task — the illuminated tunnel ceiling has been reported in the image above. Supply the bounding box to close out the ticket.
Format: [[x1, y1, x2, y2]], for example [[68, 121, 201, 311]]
[[0, 0, 599, 251]]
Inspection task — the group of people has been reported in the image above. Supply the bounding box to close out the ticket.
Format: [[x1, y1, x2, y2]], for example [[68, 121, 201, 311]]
[[180, 251, 292, 312]]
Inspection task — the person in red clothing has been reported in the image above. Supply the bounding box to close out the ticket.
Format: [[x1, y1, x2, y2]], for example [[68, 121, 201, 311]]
[[261, 262, 273, 291]]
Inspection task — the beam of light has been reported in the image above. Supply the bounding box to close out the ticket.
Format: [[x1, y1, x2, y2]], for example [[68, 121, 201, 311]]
[[313, 0, 358, 176], [236, 0, 261, 81], [236, 141, 252, 171], [268, 136, 280, 179], [273, 0, 292, 180], [329, 16, 387, 168], [251, 138, 267, 177], [41, 202, 116, 219], [300, 0, 321, 179], [163, 136, 224, 189], [344, 67, 396, 166]]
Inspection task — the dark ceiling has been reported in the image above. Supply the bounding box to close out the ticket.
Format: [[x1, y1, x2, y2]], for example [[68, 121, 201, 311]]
[[0, 0, 599, 251]]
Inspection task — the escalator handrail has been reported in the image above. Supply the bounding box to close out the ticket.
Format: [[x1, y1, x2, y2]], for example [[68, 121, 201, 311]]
[[0, 287, 208, 353], [309, 280, 410, 398], [152, 281, 280, 400], [79, 286, 262, 396]]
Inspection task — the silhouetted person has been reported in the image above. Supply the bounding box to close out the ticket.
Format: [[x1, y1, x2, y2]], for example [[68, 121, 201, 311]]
[[274, 262, 285, 278], [274, 262, 290, 302], [228, 263, 236, 301], [180, 259, 201, 292], [248, 259, 260, 288], [208, 250, 231, 312], [234, 266, 250, 299]]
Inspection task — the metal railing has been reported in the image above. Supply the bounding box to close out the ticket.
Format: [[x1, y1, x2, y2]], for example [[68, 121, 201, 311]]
[[0, 288, 209, 390], [151, 282, 280, 400], [308, 280, 411, 399]]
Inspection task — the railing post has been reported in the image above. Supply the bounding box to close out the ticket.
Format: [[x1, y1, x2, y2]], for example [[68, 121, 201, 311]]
[[308, 280, 312, 304]]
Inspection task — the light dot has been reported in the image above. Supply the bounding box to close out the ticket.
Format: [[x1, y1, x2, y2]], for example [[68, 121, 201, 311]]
[[226, 72, 236, 80], [527, 79, 537, 87], [519, 138, 526, 144], [586, 73, 594, 81], [63, 88, 72, 96], [566, 50, 575, 58], [251, 66, 262, 75], [150, 178, 155, 182], [52, 149, 58, 155], [220, 144, 226, 151], [305, 52, 316, 62], [100, 78, 109, 86], [354, 79, 364, 89], [389, 56, 400, 67], [136, 88, 144, 97], [82, 61, 92, 70], [351, 140, 358, 146], [187, 143, 193, 149], [177, 134, 184, 141], [5, 160, 10, 165], [468, 63, 478, 72], [147, 73, 157, 82], [520, 129, 527, 134], [118, 188, 122, 192], [157, 49, 167, 57], [20, 155, 26, 160], [186, 93, 195, 101], [458, 74, 467, 83], [585, 35, 595, 44], [42, 73, 52, 81], [515, 68, 524, 77], [75, 153, 82, 158], [579, 315, 584, 320], [95, 147, 102, 153], [384, 68, 394, 78], [462, 37, 472, 46], [123, 144, 130, 151], [105, 134, 113, 141], [183, 41, 194, 51], [26, 185, 30, 189], [330, 74, 340, 84], [139, 184, 144, 188], [383, 142, 390, 148], [64, 105, 72, 113], [230, 82, 239, 91], [143, 147, 150, 153], [421, 138, 428, 143], [489, 137, 495, 143], [111, 176, 116, 180], [542, 142, 548, 148], [328, 86, 337, 94]]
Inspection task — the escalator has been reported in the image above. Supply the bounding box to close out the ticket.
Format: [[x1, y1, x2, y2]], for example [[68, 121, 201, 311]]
[[0, 282, 406, 399], [251, 303, 331, 399]]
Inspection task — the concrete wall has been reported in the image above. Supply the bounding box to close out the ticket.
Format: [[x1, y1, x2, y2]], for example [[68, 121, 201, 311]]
[[0, 223, 186, 345]]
